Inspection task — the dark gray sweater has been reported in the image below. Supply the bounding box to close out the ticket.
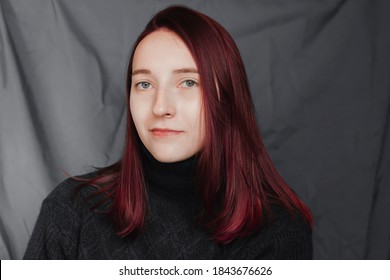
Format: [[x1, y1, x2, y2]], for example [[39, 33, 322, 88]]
[[24, 151, 313, 259]]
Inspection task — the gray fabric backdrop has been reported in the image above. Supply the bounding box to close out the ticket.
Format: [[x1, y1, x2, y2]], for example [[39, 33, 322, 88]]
[[1, 0, 389, 260]]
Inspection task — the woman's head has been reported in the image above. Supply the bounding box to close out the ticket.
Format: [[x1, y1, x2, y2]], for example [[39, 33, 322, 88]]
[[126, 5, 257, 164]]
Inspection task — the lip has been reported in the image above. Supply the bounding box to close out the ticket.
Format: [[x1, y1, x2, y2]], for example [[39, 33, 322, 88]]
[[150, 128, 184, 137]]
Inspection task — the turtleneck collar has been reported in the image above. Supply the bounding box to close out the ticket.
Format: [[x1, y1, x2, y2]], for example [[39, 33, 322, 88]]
[[140, 144, 198, 195]]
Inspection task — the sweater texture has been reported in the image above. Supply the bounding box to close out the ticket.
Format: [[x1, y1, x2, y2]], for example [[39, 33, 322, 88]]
[[24, 149, 313, 259]]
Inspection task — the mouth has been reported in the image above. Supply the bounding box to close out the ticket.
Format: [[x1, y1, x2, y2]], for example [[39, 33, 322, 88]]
[[150, 128, 184, 137]]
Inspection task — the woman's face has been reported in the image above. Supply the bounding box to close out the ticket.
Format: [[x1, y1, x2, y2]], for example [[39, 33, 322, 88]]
[[130, 30, 205, 163]]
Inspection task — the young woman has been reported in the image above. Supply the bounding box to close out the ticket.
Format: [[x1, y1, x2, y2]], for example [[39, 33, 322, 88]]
[[24, 5, 313, 259]]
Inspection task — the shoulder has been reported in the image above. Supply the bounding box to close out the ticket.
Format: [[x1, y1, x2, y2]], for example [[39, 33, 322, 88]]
[[229, 204, 313, 259], [258, 204, 313, 259], [43, 171, 102, 214], [37, 171, 106, 239], [266, 204, 312, 235], [24, 171, 102, 259]]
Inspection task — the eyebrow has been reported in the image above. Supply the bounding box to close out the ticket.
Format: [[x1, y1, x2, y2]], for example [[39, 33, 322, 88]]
[[132, 69, 151, 76], [131, 68, 198, 76], [172, 68, 198, 75]]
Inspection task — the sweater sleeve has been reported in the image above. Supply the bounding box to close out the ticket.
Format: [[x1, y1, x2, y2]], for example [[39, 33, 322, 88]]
[[23, 197, 81, 260]]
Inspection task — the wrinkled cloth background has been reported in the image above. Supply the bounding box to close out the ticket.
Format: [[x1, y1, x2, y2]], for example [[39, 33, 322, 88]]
[[1, 0, 389, 260]]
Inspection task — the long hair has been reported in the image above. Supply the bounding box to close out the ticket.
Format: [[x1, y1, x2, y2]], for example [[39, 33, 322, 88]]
[[79, 5, 313, 243]]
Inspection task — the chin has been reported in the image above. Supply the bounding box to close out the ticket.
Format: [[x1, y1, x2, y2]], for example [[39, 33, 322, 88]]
[[150, 149, 193, 163], [153, 154, 186, 163]]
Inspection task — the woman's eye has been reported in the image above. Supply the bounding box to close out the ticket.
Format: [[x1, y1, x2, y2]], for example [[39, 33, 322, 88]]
[[180, 80, 198, 88], [136, 82, 152, 89]]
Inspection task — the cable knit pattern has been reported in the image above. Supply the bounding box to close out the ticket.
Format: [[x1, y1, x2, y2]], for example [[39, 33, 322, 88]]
[[24, 150, 312, 259]]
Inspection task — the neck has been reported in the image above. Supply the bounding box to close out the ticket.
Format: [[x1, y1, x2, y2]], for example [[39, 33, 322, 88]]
[[140, 145, 198, 195]]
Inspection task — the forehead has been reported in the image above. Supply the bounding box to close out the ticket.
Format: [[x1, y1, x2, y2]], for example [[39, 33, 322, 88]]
[[132, 30, 197, 70]]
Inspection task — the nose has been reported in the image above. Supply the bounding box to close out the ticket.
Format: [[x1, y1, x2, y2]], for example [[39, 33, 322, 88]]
[[152, 87, 176, 118]]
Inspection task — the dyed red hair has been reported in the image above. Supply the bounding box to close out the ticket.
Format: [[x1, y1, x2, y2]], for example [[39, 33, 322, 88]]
[[79, 5, 313, 243]]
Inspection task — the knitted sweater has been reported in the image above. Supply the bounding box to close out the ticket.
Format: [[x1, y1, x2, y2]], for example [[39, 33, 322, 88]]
[[24, 150, 313, 259]]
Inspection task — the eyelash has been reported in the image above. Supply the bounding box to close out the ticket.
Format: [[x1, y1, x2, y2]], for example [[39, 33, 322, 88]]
[[135, 81, 152, 90], [134, 80, 199, 90], [179, 79, 198, 88]]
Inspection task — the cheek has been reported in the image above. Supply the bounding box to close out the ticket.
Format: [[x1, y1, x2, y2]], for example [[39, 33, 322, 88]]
[[197, 113, 206, 147], [129, 94, 145, 130], [188, 103, 205, 147]]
